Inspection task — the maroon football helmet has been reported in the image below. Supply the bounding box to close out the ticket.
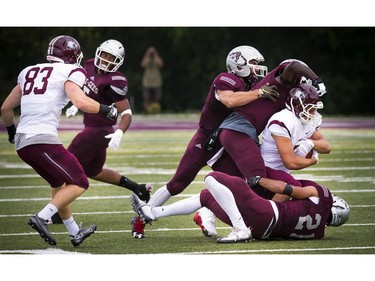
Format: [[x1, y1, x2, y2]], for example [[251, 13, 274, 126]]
[[46, 35, 83, 65], [286, 83, 323, 126]]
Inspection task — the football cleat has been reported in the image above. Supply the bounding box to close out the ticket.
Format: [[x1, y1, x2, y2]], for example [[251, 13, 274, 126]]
[[130, 194, 156, 224], [136, 183, 152, 202], [131, 216, 145, 239], [28, 215, 57, 246], [193, 207, 217, 237], [216, 227, 252, 243], [70, 224, 97, 247]]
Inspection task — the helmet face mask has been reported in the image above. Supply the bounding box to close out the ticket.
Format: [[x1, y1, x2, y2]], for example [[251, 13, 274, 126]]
[[286, 84, 323, 127], [226, 45, 267, 83], [327, 195, 350, 227], [46, 35, 83, 65], [94, 39, 125, 72]]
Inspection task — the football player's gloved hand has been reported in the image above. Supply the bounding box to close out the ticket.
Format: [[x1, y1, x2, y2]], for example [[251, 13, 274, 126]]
[[247, 176, 262, 191], [105, 129, 124, 150], [294, 139, 314, 157], [100, 103, 118, 121], [258, 83, 279, 102], [312, 78, 327, 97], [65, 105, 79, 118], [203, 128, 222, 152], [6, 124, 16, 144], [312, 150, 319, 164], [107, 103, 118, 121], [136, 183, 153, 202]]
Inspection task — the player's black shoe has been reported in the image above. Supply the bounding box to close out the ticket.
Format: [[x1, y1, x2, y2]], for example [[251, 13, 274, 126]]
[[70, 224, 97, 247], [28, 215, 57, 246]]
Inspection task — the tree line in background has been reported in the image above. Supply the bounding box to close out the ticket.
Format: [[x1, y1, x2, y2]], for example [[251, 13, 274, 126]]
[[1, 27, 374, 116]]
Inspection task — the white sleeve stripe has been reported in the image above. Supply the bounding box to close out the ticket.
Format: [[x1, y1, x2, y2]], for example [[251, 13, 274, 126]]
[[110, 85, 127, 96]]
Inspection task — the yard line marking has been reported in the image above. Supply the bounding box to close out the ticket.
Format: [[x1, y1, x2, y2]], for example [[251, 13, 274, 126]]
[[0, 211, 133, 218], [0, 205, 374, 218], [2, 166, 375, 178], [1, 223, 374, 237], [0, 246, 374, 255], [0, 190, 375, 203], [181, 246, 375, 255], [0, 249, 87, 254]]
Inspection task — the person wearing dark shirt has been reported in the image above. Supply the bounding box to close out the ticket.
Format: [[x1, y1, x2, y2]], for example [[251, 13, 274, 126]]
[[131, 45, 279, 238], [64, 39, 151, 209], [130, 171, 350, 242], [212, 59, 327, 181]]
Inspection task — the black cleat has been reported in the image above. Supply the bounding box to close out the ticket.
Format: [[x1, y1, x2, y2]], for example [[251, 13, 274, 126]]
[[28, 215, 57, 246], [70, 224, 97, 247], [136, 184, 152, 202]]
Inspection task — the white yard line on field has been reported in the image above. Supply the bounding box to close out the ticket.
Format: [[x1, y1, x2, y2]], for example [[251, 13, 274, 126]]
[[0, 190, 375, 203]]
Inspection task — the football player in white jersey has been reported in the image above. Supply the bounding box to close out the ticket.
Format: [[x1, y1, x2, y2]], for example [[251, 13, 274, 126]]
[[1, 35, 117, 247], [258, 83, 331, 201]]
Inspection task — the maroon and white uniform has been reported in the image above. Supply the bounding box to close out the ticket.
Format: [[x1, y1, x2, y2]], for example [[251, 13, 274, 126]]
[[213, 61, 298, 178], [68, 59, 129, 177], [201, 172, 333, 239], [15, 62, 89, 189], [165, 72, 250, 195], [261, 108, 316, 173]]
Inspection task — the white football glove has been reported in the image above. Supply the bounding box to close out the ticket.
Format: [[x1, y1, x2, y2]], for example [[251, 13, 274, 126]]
[[65, 105, 79, 118], [312, 78, 327, 97], [105, 129, 124, 150], [312, 149, 319, 164], [294, 139, 314, 157]]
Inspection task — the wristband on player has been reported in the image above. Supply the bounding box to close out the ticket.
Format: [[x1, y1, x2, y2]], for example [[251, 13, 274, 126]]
[[120, 109, 132, 117], [282, 184, 294, 196], [99, 104, 111, 115]]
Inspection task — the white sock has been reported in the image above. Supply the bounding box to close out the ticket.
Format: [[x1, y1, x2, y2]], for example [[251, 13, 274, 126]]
[[63, 216, 80, 236], [148, 185, 171, 206], [153, 194, 201, 218], [37, 203, 58, 220], [205, 176, 247, 230]]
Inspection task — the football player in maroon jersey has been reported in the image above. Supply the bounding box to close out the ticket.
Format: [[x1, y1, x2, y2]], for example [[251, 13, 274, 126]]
[[64, 39, 152, 211], [131, 45, 279, 238], [130, 171, 349, 243]]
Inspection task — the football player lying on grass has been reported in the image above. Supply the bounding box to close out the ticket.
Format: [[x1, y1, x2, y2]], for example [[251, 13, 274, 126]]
[[131, 171, 349, 243]]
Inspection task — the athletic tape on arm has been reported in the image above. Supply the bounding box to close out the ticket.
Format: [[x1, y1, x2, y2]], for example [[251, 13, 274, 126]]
[[120, 109, 132, 117]]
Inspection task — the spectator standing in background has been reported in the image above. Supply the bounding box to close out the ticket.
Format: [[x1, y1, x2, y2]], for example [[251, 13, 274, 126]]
[[141, 46, 164, 114]]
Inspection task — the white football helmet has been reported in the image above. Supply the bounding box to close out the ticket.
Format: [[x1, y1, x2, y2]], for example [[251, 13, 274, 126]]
[[327, 195, 350, 227], [280, 58, 308, 67], [95, 39, 125, 72], [226, 45, 267, 82]]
